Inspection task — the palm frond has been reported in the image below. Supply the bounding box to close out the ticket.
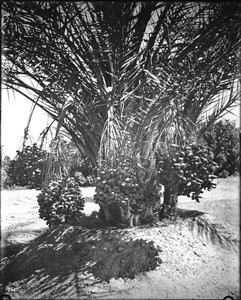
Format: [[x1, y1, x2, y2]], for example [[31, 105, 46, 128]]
[[44, 134, 69, 182], [2, 1, 241, 172]]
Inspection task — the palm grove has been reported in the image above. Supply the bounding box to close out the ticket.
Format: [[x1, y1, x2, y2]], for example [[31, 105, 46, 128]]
[[2, 1, 240, 226]]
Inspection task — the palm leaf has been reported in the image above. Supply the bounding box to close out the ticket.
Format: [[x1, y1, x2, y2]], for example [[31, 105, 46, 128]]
[[2, 1, 240, 173]]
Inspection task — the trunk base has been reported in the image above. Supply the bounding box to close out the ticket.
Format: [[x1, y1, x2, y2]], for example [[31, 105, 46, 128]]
[[159, 188, 178, 220], [98, 201, 156, 227]]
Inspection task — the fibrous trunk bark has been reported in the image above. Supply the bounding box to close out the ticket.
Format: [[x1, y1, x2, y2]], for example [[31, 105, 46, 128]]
[[98, 202, 123, 226], [159, 186, 178, 219], [98, 200, 156, 227]]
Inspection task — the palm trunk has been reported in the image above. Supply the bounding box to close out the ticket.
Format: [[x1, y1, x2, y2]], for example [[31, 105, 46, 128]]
[[98, 202, 123, 226], [98, 200, 156, 227], [141, 202, 155, 224], [159, 186, 178, 219]]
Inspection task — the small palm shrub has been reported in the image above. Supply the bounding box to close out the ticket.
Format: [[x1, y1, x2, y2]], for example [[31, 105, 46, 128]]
[[37, 177, 85, 227]]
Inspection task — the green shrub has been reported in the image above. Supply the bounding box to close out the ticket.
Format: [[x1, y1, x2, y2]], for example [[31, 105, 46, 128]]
[[37, 177, 85, 227], [202, 120, 240, 178]]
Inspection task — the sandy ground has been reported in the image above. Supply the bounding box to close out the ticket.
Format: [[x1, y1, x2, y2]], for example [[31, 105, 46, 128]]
[[1, 187, 99, 245], [0, 176, 240, 299]]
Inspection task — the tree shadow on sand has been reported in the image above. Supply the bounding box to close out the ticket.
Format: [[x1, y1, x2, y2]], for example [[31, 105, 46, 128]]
[[0, 216, 162, 299], [176, 207, 205, 219], [1, 209, 239, 298], [1, 227, 47, 260], [175, 208, 239, 252]]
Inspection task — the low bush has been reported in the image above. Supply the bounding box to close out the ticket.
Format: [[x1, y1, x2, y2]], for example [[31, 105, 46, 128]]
[[37, 177, 85, 227]]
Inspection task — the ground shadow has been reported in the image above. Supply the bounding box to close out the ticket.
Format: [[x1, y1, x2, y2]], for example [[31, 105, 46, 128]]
[[174, 208, 239, 252], [1, 225, 48, 261], [176, 207, 205, 220], [186, 214, 240, 251], [1, 242, 27, 260], [0, 215, 162, 299], [156, 207, 239, 252]]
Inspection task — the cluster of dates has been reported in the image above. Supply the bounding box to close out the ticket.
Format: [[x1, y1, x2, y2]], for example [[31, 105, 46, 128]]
[[94, 159, 148, 213], [7, 143, 47, 188], [156, 144, 218, 202], [37, 177, 85, 227]]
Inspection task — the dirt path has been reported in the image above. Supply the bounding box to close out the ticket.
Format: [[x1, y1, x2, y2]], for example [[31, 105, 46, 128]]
[[0, 176, 240, 299]]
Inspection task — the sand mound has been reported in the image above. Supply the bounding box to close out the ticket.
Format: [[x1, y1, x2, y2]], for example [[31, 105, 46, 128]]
[[1, 223, 162, 288], [0, 216, 239, 299]]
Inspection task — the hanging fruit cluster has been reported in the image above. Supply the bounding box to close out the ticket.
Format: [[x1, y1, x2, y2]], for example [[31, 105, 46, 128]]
[[94, 158, 153, 215], [7, 144, 47, 188], [156, 144, 218, 202], [37, 177, 85, 227]]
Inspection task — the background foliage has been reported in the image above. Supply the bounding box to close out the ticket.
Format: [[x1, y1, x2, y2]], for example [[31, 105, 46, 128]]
[[202, 120, 240, 177], [1, 140, 95, 189]]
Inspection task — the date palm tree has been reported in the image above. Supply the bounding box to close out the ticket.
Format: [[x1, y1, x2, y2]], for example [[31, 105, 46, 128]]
[[2, 1, 240, 222]]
